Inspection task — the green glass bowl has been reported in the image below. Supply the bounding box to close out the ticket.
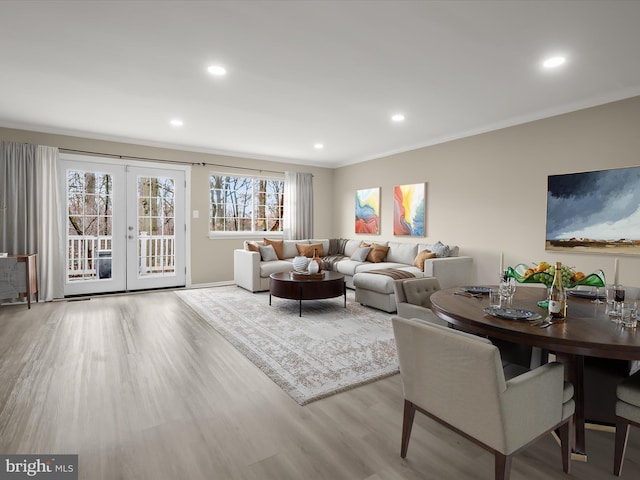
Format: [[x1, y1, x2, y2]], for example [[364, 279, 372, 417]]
[[506, 264, 605, 289]]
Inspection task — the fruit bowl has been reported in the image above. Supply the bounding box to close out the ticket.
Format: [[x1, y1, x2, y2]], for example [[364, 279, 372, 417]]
[[506, 263, 605, 289]]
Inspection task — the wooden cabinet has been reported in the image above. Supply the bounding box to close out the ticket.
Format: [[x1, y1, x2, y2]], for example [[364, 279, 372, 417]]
[[0, 254, 38, 308]]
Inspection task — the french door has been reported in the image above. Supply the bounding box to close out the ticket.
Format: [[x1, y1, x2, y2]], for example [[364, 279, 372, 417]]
[[60, 158, 186, 296]]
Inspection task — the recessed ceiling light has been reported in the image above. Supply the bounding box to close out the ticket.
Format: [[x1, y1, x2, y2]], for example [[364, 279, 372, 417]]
[[314, 143, 324, 149], [170, 119, 183, 127], [207, 65, 227, 76], [391, 114, 405, 122], [542, 56, 566, 69]]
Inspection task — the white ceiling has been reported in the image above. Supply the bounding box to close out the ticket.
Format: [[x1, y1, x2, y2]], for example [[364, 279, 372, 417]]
[[1, 1, 640, 168]]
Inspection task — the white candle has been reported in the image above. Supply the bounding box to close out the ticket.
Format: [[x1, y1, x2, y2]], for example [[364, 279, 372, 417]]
[[614, 258, 620, 285], [500, 251, 504, 275]]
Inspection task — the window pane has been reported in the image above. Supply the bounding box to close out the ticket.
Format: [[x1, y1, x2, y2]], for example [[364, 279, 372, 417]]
[[209, 174, 283, 233]]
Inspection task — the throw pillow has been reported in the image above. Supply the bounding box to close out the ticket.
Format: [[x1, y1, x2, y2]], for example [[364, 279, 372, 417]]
[[350, 246, 372, 262], [367, 243, 390, 263], [259, 244, 278, 262], [413, 249, 437, 272], [431, 241, 451, 258], [246, 241, 259, 252], [263, 238, 284, 260], [296, 243, 325, 258]]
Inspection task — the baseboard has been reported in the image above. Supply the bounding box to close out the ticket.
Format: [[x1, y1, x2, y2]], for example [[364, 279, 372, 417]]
[[189, 281, 236, 289]]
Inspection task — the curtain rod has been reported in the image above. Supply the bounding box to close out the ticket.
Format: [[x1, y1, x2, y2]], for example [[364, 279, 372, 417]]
[[58, 148, 285, 175]]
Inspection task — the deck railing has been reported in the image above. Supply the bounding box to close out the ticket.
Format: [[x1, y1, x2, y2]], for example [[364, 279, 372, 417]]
[[67, 234, 175, 280]]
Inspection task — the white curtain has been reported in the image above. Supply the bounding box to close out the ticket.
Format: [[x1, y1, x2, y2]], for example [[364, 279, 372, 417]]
[[283, 171, 313, 240], [0, 141, 64, 301]]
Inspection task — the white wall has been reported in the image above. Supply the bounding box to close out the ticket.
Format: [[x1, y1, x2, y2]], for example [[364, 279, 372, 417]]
[[333, 96, 640, 287]]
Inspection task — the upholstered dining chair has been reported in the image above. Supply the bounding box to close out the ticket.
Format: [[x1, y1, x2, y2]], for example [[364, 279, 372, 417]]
[[584, 285, 640, 426], [393, 277, 447, 326], [392, 316, 575, 480], [614, 371, 640, 476], [393, 278, 540, 371]]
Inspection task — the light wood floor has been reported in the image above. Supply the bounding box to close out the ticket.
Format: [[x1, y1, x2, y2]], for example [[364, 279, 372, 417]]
[[0, 289, 638, 479]]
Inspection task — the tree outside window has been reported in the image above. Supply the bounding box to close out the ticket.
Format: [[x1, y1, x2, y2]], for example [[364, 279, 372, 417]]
[[209, 174, 284, 233]]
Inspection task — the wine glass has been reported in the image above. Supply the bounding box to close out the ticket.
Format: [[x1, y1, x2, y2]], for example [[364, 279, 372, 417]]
[[591, 286, 604, 304], [499, 276, 516, 307]]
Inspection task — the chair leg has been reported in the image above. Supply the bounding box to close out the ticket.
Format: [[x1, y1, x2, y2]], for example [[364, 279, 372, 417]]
[[401, 399, 416, 458], [614, 416, 631, 476], [558, 416, 572, 474], [494, 452, 512, 480]]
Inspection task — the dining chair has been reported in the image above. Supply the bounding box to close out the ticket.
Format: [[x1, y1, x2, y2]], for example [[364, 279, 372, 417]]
[[394, 278, 542, 371], [393, 277, 448, 326], [614, 371, 640, 476], [584, 285, 640, 426], [392, 316, 574, 480]]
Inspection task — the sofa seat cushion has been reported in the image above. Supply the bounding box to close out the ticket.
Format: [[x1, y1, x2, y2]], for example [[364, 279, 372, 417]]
[[259, 260, 294, 277], [356, 262, 411, 273], [336, 259, 364, 276], [353, 272, 398, 295]]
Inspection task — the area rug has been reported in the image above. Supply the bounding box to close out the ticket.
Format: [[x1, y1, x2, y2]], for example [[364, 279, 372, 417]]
[[175, 286, 399, 405]]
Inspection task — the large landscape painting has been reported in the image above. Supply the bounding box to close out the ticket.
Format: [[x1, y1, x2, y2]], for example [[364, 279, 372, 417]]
[[546, 166, 640, 254]]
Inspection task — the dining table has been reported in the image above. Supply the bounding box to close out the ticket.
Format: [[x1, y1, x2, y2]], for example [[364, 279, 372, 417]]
[[429, 285, 640, 459]]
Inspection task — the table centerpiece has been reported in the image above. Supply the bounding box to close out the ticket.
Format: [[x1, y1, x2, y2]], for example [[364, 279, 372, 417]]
[[506, 262, 605, 289]]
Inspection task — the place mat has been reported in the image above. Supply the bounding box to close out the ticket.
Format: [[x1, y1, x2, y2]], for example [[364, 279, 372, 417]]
[[461, 286, 492, 295], [483, 306, 541, 321], [567, 290, 605, 300]]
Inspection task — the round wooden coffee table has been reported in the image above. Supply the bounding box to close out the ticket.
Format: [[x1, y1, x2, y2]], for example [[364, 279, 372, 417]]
[[269, 271, 346, 317]]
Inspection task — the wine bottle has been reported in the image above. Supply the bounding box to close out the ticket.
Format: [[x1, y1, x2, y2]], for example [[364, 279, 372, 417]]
[[548, 261, 567, 319]]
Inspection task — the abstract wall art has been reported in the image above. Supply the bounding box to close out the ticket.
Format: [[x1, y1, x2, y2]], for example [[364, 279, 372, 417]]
[[393, 183, 425, 236], [546, 166, 640, 254], [355, 187, 380, 234]]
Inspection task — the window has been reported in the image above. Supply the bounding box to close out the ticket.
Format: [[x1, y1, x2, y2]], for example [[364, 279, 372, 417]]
[[209, 174, 284, 235]]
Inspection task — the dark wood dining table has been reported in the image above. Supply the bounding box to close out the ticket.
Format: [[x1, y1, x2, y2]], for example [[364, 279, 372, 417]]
[[430, 285, 640, 459]]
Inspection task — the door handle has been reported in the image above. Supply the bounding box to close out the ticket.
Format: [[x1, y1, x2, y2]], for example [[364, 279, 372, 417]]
[[128, 235, 134, 239]]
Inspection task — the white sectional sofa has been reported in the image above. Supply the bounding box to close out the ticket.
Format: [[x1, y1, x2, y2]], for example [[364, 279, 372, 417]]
[[233, 238, 473, 312]]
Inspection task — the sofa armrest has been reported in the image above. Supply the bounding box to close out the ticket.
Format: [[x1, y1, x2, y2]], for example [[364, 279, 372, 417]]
[[234, 249, 261, 292], [423, 256, 473, 289]]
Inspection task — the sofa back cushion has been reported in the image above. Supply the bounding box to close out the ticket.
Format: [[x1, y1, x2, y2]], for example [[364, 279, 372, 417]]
[[282, 239, 305, 258], [387, 242, 418, 265], [344, 239, 362, 257]]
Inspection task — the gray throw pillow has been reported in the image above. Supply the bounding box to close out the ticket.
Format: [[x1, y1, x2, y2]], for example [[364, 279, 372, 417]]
[[350, 246, 372, 262], [431, 241, 451, 258], [259, 244, 278, 262]]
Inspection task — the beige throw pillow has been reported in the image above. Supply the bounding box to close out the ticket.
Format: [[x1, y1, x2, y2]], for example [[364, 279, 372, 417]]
[[296, 243, 325, 258], [367, 243, 390, 263], [413, 250, 437, 272], [246, 241, 260, 252]]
